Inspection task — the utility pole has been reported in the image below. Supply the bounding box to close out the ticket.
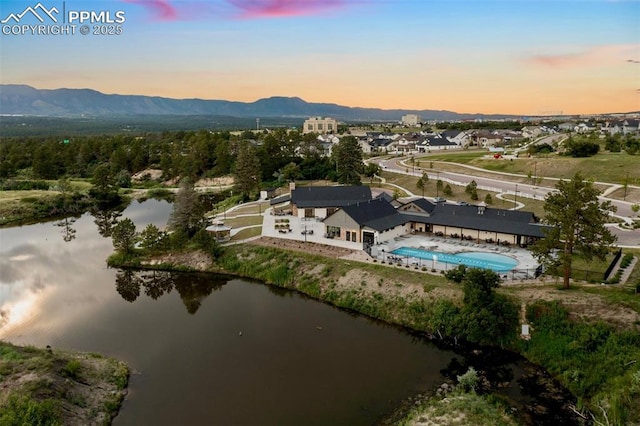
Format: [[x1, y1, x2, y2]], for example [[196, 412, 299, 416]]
[[514, 184, 518, 208]]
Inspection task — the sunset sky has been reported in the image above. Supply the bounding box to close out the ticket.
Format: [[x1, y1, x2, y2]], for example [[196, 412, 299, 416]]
[[1, 0, 638, 115]]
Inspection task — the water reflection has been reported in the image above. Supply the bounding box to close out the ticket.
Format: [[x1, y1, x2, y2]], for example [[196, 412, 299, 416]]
[[115, 270, 226, 314], [54, 216, 78, 242], [90, 203, 125, 237]]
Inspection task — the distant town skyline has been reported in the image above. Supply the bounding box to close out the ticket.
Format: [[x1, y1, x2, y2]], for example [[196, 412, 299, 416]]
[[1, 0, 638, 115]]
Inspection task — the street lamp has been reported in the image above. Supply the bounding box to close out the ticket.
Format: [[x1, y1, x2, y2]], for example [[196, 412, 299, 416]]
[[514, 184, 518, 208]]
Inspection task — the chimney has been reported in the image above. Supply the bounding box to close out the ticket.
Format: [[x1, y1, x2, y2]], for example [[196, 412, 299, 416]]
[[289, 182, 296, 191]]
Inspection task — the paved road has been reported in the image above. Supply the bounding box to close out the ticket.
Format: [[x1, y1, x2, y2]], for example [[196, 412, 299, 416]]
[[372, 155, 640, 247]]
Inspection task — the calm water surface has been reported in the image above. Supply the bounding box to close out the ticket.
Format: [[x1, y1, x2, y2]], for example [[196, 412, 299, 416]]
[[0, 199, 580, 425]]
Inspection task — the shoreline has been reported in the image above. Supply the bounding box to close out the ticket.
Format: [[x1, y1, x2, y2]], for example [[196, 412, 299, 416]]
[[0, 341, 129, 425]]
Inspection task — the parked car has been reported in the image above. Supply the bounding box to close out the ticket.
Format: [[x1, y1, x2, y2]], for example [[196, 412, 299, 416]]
[[458, 201, 469, 206], [433, 197, 446, 203]]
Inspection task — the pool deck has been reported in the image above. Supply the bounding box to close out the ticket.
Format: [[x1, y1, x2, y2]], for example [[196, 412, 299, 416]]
[[371, 234, 540, 279]]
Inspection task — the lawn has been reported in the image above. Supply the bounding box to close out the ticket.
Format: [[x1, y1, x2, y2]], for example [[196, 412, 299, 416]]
[[229, 201, 271, 216], [230, 227, 262, 241], [222, 215, 263, 228]]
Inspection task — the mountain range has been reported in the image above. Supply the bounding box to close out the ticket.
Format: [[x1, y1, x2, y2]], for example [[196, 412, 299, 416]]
[[0, 84, 517, 121]]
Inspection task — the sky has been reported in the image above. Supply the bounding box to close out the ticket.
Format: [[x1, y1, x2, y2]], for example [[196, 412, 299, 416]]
[[0, 0, 639, 115]]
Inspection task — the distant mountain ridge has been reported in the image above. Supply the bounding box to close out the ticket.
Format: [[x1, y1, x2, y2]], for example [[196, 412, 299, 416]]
[[0, 84, 516, 121]]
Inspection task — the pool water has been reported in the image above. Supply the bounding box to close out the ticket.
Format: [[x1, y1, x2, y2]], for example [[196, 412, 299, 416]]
[[390, 247, 519, 272]]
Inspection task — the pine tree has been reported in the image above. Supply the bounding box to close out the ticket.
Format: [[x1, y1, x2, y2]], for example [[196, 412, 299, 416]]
[[167, 178, 206, 237], [332, 136, 363, 185], [531, 173, 616, 289], [234, 141, 261, 198]]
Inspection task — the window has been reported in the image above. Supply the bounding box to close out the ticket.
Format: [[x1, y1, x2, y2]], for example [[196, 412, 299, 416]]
[[327, 226, 341, 238]]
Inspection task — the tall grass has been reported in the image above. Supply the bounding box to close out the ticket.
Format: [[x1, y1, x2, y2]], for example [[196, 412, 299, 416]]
[[521, 300, 640, 424]]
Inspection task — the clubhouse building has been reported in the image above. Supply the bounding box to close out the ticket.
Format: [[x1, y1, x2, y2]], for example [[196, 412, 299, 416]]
[[270, 185, 548, 252]]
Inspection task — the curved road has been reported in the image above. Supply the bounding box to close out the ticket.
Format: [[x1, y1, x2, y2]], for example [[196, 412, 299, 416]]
[[372, 155, 640, 247]]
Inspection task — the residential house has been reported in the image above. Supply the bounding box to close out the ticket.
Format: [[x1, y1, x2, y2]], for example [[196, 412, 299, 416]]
[[441, 130, 470, 146], [357, 136, 373, 154], [623, 119, 640, 134], [417, 135, 459, 152], [390, 133, 424, 153], [471, 131, 503, 148], [521, 126, 543, 139], [557, 122, 575, 132]]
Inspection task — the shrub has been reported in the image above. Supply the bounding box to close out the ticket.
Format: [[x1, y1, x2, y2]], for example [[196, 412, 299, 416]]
[[564, 138, 599, 157], [444, 264, 467, 283], [457, 367, 480, 392]]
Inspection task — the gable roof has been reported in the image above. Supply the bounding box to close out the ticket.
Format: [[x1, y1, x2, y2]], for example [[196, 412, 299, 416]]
[[338, 198, 408, 232], [424, 136, 458, 147], [291, 185, 372, 208], [400, 198, 436, 214], [374, 192, 395, 203]]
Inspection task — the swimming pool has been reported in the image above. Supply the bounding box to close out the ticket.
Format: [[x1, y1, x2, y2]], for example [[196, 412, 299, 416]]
[[390, 247, 519, 272]]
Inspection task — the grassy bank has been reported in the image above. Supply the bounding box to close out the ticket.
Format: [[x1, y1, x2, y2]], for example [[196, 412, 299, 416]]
[[0, 341, 129, 426]]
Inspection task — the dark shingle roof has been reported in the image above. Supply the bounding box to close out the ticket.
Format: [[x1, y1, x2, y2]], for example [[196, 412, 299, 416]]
[[331, 197, 550, 238], [375, 192, 394, 203], [292, 186, 372, 208], [400, 198, 436, 214], [425, 136, 457, 147], [400, 204, 548, 237], [339, 198, 407, 232], [270, 194, 291, 205]]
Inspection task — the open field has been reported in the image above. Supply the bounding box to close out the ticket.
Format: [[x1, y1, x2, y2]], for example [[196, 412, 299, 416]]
[[421, 151, 639, 186]]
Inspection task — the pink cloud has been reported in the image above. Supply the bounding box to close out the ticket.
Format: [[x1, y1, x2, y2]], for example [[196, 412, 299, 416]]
[[524, 44, 640, 69], [123, 0, 178, 20], [227, 0, 346, 18], [123, 0, 357, 21]]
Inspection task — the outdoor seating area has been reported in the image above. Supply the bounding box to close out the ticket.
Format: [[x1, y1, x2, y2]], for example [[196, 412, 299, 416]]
[[371, 234, 540, 280]]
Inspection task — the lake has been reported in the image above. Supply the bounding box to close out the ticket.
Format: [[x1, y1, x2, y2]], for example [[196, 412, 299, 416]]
[[0, 199, 581, 425]]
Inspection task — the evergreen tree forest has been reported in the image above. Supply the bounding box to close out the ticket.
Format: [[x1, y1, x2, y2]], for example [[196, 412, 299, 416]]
[[0, 129, 339, 193]]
